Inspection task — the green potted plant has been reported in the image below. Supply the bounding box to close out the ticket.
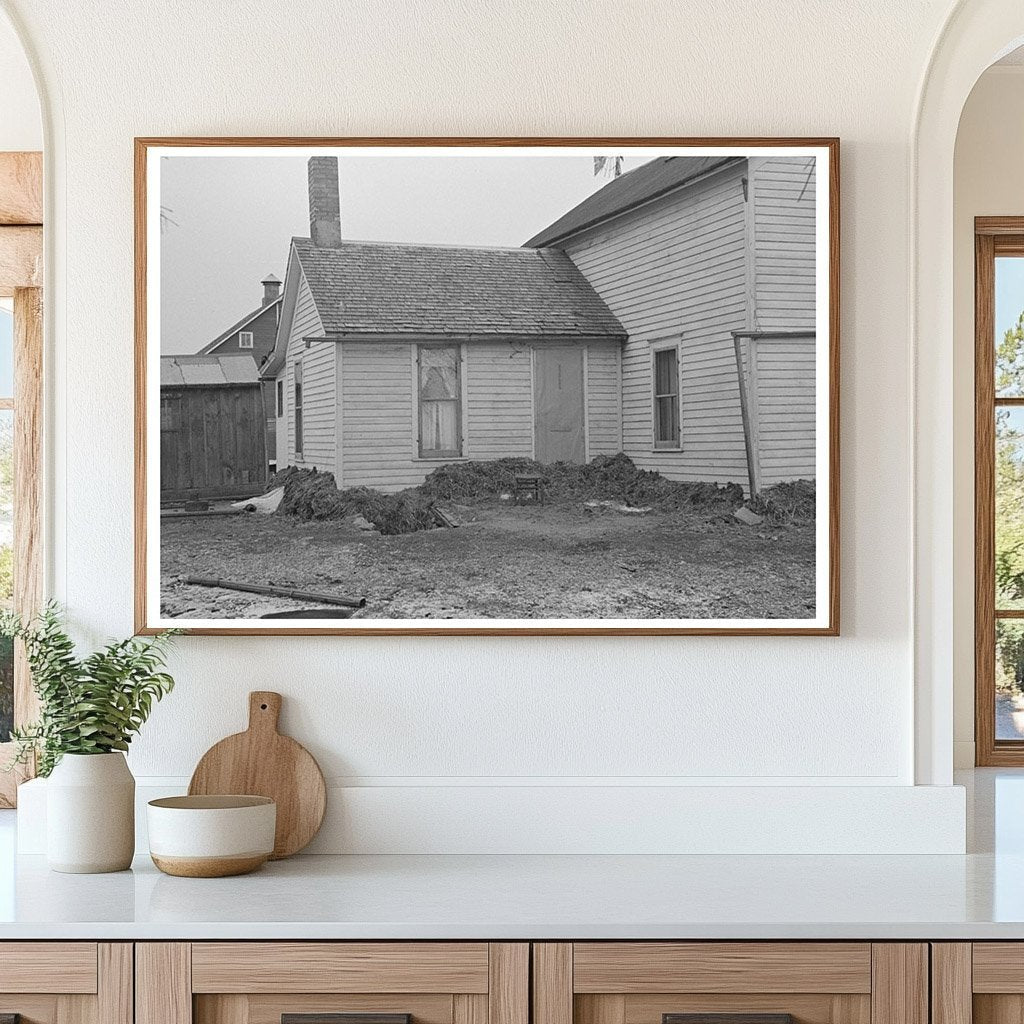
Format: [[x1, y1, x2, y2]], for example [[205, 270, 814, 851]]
[[2, 603, 178, 873]]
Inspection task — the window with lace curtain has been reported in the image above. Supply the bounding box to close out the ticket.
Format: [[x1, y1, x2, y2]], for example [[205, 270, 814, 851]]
[[418, 345, 462, 458]]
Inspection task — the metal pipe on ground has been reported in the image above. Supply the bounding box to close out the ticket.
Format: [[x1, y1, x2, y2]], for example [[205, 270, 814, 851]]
[[162, 508, 251, 518], [184, 576, 366, 609]]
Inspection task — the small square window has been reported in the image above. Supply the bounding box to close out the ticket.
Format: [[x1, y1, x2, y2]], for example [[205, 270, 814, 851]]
[[239, 331, 254, 349]]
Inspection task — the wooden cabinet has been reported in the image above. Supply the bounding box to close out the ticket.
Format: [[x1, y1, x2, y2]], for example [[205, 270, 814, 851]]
[[932, 943, 1024, 1024], [0, 937, 970, 1024], [532, 944, 929, 1024], [0, 942, 132, 1024], [136, 944, 528, 1024]]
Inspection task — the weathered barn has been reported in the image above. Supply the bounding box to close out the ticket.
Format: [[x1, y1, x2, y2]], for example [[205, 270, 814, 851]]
[[526, 155, 818, 494], [159, 354, 267, 501], [199, 274, 283, 470], [262, 158, 626, 492]]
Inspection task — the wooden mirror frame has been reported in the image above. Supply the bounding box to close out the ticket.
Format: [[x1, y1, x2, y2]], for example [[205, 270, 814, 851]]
[[0, 151, 44, 807]]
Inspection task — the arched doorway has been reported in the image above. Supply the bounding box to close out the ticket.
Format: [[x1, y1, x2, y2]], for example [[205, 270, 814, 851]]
[[914, 1, 1024, 784]]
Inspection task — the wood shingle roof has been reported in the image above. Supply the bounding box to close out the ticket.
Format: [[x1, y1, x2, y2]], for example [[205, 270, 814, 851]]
[[292, 237, 624, 339]]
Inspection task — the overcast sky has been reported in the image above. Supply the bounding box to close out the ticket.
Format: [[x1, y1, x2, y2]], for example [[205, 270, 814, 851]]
[[159, 153, 646, 354]]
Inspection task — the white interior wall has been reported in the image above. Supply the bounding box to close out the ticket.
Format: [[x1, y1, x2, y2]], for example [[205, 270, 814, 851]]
[[952, 64, 1024, 768], [0, 0, 978, 852], [0, 15, 39, 151]]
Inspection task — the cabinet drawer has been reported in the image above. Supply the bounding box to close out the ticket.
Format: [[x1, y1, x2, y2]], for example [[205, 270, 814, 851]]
[[139, 943, 528, 1024], [534, 944, 926, 1024]]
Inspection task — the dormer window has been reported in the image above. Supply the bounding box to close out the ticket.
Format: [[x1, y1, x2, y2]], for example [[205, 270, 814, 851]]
[[239, 331, 254, 349]]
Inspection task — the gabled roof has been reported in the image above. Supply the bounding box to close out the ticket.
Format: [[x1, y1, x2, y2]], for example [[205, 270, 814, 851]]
[[292, 237, 624, 338], [524, 155, 744, 248], [161, 354, 260, 387], [197, 295, 282, 355]]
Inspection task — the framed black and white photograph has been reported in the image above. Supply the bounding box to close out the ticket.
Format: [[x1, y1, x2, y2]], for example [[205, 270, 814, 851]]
[[135, 138, 839, 635]]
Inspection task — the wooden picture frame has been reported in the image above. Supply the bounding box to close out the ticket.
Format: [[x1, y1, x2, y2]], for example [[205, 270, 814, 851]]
[[135, 137, 840, 636]]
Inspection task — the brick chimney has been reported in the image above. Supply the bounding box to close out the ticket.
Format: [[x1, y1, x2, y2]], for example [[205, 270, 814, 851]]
[[308, 156, 342, 248], [261, 273, 281, 306]]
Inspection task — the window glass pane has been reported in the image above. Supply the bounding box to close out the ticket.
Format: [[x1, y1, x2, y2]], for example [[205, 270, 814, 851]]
[[655, 348, 677, 396], [421, 401, 459, 453], [997, 620, 1024, 740], [0, 408, 12, 742], [997, 406, 1024, 609], [420, 347, 459, 400], [294, 361, 303, 452], [656, 396, 677, 443], [0, 307, 13, 398], [996, 257, 1024, 397]]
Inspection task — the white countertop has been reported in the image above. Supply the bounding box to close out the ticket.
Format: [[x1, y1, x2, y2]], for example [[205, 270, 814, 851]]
[[0, 849, 1021, 940], [1, 769, 1021, 941]]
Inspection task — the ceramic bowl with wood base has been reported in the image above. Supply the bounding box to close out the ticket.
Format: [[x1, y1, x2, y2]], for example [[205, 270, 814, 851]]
[[147, 795, 276, 877]]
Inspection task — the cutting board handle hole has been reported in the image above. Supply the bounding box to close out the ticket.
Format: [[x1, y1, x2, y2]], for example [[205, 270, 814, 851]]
[[260, 703, 268, 710]]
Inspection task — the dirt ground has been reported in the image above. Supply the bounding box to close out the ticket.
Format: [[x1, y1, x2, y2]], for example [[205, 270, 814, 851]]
[[160, 499, 816, 621]]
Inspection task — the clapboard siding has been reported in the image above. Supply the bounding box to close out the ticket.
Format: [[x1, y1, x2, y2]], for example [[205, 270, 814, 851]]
[[586, 342, 622, 455], [283, 270, 334, 471], [465, 342, 534, 460], [753, 333, 816, 487], [566, 161, 750, 487], [337, 339, 619, 491], [752, 156, 816, 331]]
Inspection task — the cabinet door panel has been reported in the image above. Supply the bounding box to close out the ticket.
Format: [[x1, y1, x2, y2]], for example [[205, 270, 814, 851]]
[[958, 942, 1024, 1024], [533, 943, 925, 1024], [0, 943, 129, 1024], [141, 943, 526, 1024]]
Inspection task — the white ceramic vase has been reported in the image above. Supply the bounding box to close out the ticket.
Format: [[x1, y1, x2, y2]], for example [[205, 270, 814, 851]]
[[46, 752, 135, 873]]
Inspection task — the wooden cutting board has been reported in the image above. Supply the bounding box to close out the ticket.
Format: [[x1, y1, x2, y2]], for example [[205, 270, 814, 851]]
[[188, 691, 326, 859]]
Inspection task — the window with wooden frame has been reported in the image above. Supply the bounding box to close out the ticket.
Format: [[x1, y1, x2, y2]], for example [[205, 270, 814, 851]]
[[418, 344, 462, 458], [293, 359, 303, 456], [652, 342, 681, 449], [238, 330, 254, 349], [975, 218, 1024, 765], [0, 152, 44, 807]]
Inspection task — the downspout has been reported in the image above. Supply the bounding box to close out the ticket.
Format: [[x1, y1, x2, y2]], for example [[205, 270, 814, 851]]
[[733, 333, 758, 500], [738, 162, 760, 498]]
